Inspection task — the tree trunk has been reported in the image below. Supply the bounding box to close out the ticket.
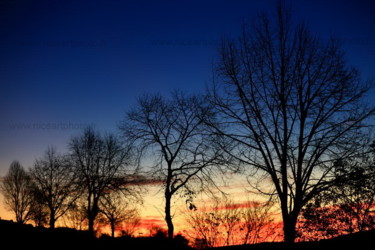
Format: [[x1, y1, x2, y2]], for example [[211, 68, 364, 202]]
[[283, 213, 298, 244], [49, 214, 55, 229], [111, 221, 115, 238], [165, 192, 174, 239], [88, 215, 95, 236], [87, 211, 97, 236], [88, 199, 99, 236]]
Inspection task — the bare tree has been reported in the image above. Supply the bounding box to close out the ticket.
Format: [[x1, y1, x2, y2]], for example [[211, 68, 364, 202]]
[[118, 212, 141, 237], [206, 3, 374, 243], [99, 190, 139, 237], [120, 91, 223, 238], [29, 202, 49, 227], [185, 198, 275, 248], [62, 199, 87, 230], [186, 208, 222, 248], [0, 161, 34, 224], [29, 146, 78, 229], [241, 201, 276, 245], [28, 190, 49, 227], [69, 127, 134, 235]]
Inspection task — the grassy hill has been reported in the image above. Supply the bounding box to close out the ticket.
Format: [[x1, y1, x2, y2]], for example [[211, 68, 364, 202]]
[[0, 219, 373, 249]]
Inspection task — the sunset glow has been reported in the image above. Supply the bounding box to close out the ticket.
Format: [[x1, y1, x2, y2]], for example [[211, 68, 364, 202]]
[[1, 1, 374, 249]]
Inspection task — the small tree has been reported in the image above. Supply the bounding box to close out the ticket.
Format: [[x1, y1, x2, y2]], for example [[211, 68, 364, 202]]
[[186, 198, 275, 248], [29, 201, 48, 227], [62, 199, 87, 230], [0, 161, 34, 224], [30, 146, 78, 229], [99, 191, 139, 237], [69, 127, 134, 235], [241, 201, 276, 245], [120, 214, 141, 237]]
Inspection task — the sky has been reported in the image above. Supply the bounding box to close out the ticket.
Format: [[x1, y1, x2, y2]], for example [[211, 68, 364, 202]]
[[1, 0, 375, 175], [1, 0, 375, 232]]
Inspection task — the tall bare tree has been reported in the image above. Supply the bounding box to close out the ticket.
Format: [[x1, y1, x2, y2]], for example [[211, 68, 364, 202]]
[[69, 127, 133, 235], [0, 161, 34, 224], [30, 146, 78, 229], [206, 3, 374, 243], [120, 91, 223, 238]]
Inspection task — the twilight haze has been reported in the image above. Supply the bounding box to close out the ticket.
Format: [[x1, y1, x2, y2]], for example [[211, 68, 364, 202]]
[[1, 0, 374, 175]]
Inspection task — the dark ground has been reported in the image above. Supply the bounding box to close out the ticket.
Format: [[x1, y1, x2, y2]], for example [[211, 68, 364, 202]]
[[0, 219, 191, 250], [0, 219, 373, 250], [214, 230, 374, 250]]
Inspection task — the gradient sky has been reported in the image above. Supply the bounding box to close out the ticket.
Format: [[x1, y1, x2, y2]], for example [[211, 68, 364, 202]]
[[1, 0, 375, 174]]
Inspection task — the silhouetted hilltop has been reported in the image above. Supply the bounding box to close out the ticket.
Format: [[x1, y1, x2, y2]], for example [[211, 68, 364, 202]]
[[1, 219, 373, 249], [213, 230, 375, 249], [0, 219, 192, 250], [0, 219, 94, 249]]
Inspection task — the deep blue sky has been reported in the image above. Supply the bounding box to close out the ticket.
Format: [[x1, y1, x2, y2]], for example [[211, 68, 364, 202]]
[[1, 0, 374, 175]]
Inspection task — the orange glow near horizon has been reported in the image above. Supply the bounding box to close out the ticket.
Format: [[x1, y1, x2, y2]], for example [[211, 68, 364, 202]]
[[0, 176, 287, 246]]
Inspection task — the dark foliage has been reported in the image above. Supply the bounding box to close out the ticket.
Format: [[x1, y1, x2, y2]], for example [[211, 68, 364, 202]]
[[297, 142, 375, 241]]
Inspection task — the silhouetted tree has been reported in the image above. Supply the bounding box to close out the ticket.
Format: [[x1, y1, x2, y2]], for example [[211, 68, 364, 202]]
[[241, 200, 276, 245], [29, 201, 48, 227], [120, 91, 224, 238], [119, 213, 141, 237], [206, 3, 374, 243], [99, 190, 139, 237], [298, 141, 375, 240], [29, 146, 79, 229], [0, 161, 34, 224], [62, 199, 87, 230], [186, 198, 275, 248], [69, 127, 133, 235]]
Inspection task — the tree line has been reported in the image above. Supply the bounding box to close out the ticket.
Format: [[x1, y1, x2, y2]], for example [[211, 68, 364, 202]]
[[1, 3, 375, 245], [0, 130, 140, 237]]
